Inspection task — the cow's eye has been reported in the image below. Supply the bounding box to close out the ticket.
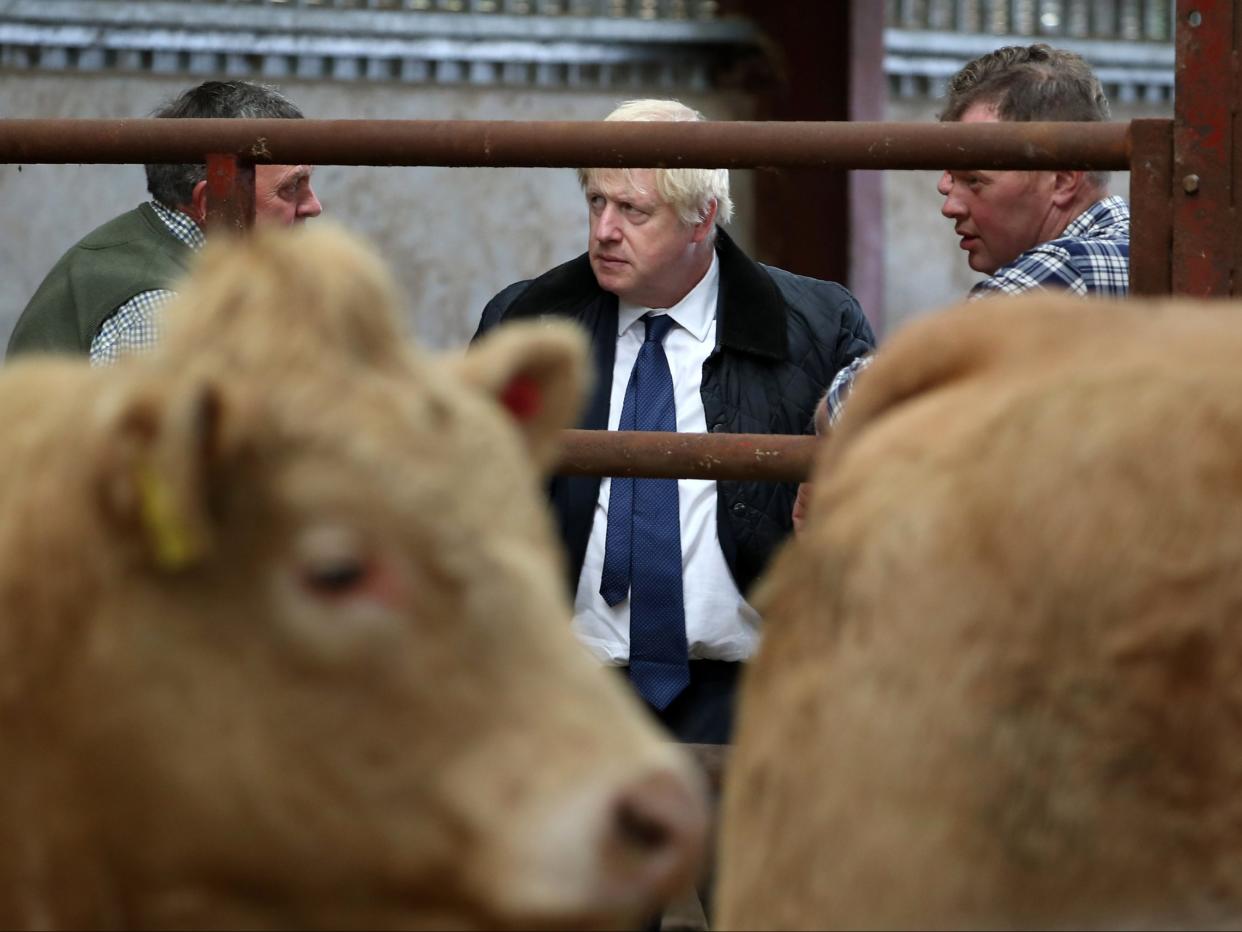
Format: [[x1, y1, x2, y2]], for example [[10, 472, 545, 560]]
[[302, 559, 368, 596], [294, 526, 371, 599], [276, 524, 409, 661]]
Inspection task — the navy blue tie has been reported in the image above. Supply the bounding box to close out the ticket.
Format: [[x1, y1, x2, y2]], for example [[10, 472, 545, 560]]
[[600, 313, 689, 710]]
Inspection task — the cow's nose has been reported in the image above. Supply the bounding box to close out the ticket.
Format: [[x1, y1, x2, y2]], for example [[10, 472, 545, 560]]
[[601, 765, 708, 908]]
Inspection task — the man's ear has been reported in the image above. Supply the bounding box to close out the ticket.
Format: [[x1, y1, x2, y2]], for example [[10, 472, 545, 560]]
[[453, 321, 591, 473], [95, 376, 241, 572], [185, 179, 209, 225], [691, 198, 719, 244], [1051, 169, 1087, 209]]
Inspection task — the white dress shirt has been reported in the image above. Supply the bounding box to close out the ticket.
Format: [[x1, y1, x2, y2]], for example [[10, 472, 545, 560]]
[[572, 252, 762, 665]]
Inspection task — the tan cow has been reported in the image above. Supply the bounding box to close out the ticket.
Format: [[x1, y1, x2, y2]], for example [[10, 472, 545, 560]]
[[0, 224, 706, 931], [717, 295, 1242, 930]]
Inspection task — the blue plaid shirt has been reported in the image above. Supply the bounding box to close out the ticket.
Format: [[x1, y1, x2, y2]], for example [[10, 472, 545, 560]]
[[89, 201, 205, 366], [824, 196, 1131, 426], [968, 195, 1130, 299]]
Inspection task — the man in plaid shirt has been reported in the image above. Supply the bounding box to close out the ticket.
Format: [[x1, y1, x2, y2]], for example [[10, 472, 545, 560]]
[[822, 44, 1128, 431], [8, 81, 322, 365], [794, 44, 1128, 532]]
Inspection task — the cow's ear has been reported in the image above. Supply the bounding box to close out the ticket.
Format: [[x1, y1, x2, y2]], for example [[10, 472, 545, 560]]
[[96, 376, 237, 572], [455, 321, 590, 470]]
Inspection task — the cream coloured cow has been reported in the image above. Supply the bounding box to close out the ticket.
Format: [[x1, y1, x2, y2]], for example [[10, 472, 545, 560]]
[[0, 224, 705, 930], [717, 295, 1242, 930]]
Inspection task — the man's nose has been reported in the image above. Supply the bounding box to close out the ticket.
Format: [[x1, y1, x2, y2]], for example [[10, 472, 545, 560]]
[[299, 185, 324, 221], [938, 173, 962, 219], [594, 204, 621, 241]]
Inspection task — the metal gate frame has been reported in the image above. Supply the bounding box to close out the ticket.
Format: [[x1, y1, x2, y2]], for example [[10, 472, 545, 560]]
[[0, 0, 1232, 482]]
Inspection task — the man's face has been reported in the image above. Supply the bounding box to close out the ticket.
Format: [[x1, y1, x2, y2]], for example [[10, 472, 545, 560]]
[[254, 163, 322, 226], [585, 169, 707, 308], [937, 102, 1057, 274]]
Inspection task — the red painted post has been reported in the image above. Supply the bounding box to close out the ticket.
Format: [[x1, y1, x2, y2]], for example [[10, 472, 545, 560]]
[[1173, 0, 1236, 296], [205, 152, 255, 234], [1129, 119, 1175, 296]]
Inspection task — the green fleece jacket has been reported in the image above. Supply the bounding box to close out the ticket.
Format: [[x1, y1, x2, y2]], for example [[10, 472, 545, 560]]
[[7, 203, 193, 358]]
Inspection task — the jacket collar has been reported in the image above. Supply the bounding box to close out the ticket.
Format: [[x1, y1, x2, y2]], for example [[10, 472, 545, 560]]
[[504, 248, 608, 321], [505, 228, 788, 361], [713, 227, 787, 361]]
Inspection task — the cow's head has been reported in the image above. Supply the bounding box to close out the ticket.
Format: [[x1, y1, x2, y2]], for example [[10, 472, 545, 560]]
[[3, 226, 705, 930]]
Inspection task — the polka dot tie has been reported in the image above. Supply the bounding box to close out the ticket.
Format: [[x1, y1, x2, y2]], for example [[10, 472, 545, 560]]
[[599, 313, 690, 710]]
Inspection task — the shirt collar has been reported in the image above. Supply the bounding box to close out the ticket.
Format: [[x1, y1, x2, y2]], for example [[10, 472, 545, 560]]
[[1063, 195, 1129, 239], [150, 200, 207, 251], [616, 251, 719, 343]]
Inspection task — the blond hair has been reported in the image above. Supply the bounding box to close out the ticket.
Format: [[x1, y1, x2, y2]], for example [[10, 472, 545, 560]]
[[577, 98, 733, 227]]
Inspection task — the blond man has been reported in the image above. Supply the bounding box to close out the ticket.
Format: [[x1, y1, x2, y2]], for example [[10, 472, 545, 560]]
[[475, 99, 873, 744]]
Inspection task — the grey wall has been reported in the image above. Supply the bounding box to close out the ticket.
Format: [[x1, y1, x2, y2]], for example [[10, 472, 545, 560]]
[[0, 73, 757, 352], [2, 70, 1171, 355]]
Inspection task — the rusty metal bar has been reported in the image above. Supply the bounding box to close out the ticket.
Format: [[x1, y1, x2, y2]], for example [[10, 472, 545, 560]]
[[1129, 119, 1174, 296], [1173, 0, 1235, 296], [556, 430, 816, 483], [0, 118, 1132, 171], [205, 153, 255, 234], [1235, 0, 1242, 299]]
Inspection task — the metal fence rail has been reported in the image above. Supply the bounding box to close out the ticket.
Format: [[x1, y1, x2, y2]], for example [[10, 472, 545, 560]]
[[558, 431, 815, 482], [0, 118, 1133, 170], [0, 113, 1179, 481]]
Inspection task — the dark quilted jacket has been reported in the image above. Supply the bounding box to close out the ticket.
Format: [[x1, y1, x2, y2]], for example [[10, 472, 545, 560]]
[[475, 228, 875, 597]]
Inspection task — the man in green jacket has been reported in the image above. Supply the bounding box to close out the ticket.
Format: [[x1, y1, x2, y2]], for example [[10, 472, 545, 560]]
[[7, 80, 323, 364]]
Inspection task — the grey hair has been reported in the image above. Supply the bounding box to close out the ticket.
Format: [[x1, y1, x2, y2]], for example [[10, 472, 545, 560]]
[[145, 81, 305, 208]]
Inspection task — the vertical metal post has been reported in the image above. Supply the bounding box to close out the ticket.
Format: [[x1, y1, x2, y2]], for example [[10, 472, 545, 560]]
[[1233, 0, 1242, 296], [719, 0, 885, 332], [849, 0, 887, 333], [205, 153, 256, 234], [1172, 0, 1235, 296], [1129, 118, 1175, 295]]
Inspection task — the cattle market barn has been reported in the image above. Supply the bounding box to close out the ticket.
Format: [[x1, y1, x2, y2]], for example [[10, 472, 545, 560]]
[[0, 1, 1235, 929], [1, 2, 1223, 484]]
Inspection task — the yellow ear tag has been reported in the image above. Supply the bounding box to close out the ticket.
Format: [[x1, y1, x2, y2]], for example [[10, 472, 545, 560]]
[[136, 463, 204, 571]]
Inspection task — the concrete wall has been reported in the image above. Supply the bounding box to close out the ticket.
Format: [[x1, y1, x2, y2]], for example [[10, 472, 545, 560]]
[[882, 95, 1173, 340], [0, 73, 757, 352], [1, 70, 1173, 355]]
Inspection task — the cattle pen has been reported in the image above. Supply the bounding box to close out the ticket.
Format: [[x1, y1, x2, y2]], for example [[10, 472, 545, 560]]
[[0, 113, 1173, 479], [0, 4, 1232, 486], [0, 3, 1235, 925], [0, 0, 1233, 481]]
